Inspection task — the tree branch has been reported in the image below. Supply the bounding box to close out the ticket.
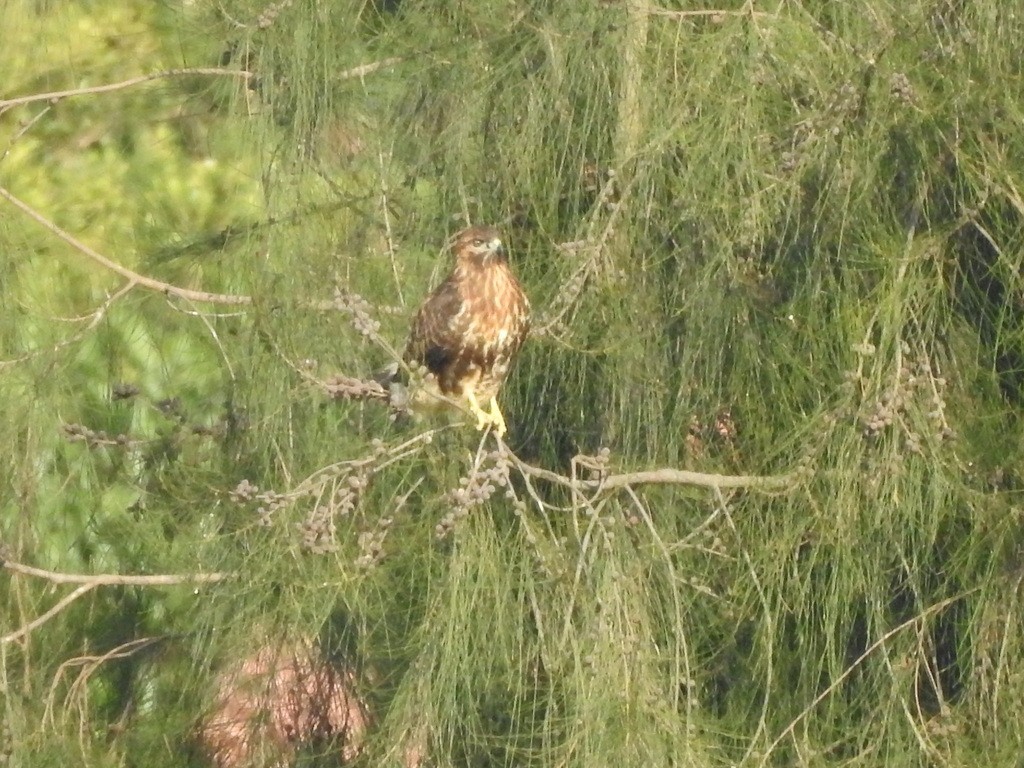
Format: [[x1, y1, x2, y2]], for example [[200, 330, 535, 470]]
[[2, 558, 230, 586], [2, 584, 96, 644], [0, 68, 254, 111], [643, 5, 773, 20], [0, 561, 224, 647], [0, 184, 253, 305], [615, 0, 650, 170], [336, 58, 403, 83], [0, 60, 401, 111], [505, 448, 799, 494], [0, 559, 228, 644]]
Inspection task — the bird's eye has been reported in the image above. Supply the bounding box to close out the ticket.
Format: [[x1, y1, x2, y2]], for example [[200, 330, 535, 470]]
[[472, 238, 485, 247]]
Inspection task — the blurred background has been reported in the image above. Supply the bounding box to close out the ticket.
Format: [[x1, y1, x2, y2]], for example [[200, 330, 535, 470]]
[[3, 1, 1024, 766]]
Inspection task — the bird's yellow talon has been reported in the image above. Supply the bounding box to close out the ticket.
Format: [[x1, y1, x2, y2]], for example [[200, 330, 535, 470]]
[[466, 390, 492, 432], [488, 397, 507, 437]]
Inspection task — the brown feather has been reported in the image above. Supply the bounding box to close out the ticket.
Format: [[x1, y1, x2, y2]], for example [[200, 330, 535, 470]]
[[403, 225, 530, 404]]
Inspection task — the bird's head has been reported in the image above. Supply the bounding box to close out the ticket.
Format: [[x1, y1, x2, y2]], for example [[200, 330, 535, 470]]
[[451, 225, 506, 267]]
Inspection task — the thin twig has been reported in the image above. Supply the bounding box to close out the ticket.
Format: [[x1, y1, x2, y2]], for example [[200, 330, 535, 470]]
[[0, 104, 51, 162], [756, 588, 980, 768], [535, 170, 631, 337], [625, 485, 694, 730], [377, 149, 404, 305], [0, 68, 254, 111], [643, 5, 774, 20], [2, 558, 227, 644], [0, 184, 252, 305], [716, 487, 773, 764], [337, 58, 402, 83], [286, 427, 449, 499], [191, 300, 237, 383], [45, 637, 165, 730], [558, 497, 605, 653], [0, 280, 135, 369], [2, 558, 230, 586], [2, 584, 96, 644], [0, 60, 400, 112]]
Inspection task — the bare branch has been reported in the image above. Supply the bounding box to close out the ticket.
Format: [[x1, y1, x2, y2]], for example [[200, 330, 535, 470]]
[[0, 184, 252, 305], [0, 104, 51, 162], [2, 558, 228, 643], [377, 149, 404, 305], [504, 447, 799, 495], [642, 4, 774, 20], [0, 68, 254, 111], [2, 584, 96, 645], [2, 558, 230, 586], [717, 487, 773, 763], [337, 58, 402, 82], [534, 173, 623, 337], [0, 60, 401, 112]]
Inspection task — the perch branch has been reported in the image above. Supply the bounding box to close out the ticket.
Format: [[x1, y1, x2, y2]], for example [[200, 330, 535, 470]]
[[504, 449, 798, 494], [0, 184, 364, 314]]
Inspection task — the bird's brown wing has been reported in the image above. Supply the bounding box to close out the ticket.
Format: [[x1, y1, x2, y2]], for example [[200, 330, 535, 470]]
[[510, 285, 531, 355], [404, 274, 464, 387]]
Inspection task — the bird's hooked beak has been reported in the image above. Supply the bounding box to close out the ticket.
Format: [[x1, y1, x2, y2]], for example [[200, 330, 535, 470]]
[[487, 237, 506, 262]]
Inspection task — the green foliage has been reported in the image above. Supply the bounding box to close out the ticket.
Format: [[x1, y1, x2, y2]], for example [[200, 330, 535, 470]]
[[4, 0, 1024, 766]]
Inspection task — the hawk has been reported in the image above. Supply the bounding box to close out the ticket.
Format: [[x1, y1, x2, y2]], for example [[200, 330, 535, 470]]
[[382, 225, 530, 437]]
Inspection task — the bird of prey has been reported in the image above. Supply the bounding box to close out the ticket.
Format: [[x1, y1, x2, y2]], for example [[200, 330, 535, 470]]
[[382, 225, 530, 437]]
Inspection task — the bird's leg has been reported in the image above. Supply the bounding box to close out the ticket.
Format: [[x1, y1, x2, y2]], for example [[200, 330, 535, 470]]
[[488, 397, 507, 437], [464, 388, 491, 432]]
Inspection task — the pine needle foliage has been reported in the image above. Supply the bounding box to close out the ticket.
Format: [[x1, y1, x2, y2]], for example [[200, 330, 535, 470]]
[[4, 0, 1024, 766]]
